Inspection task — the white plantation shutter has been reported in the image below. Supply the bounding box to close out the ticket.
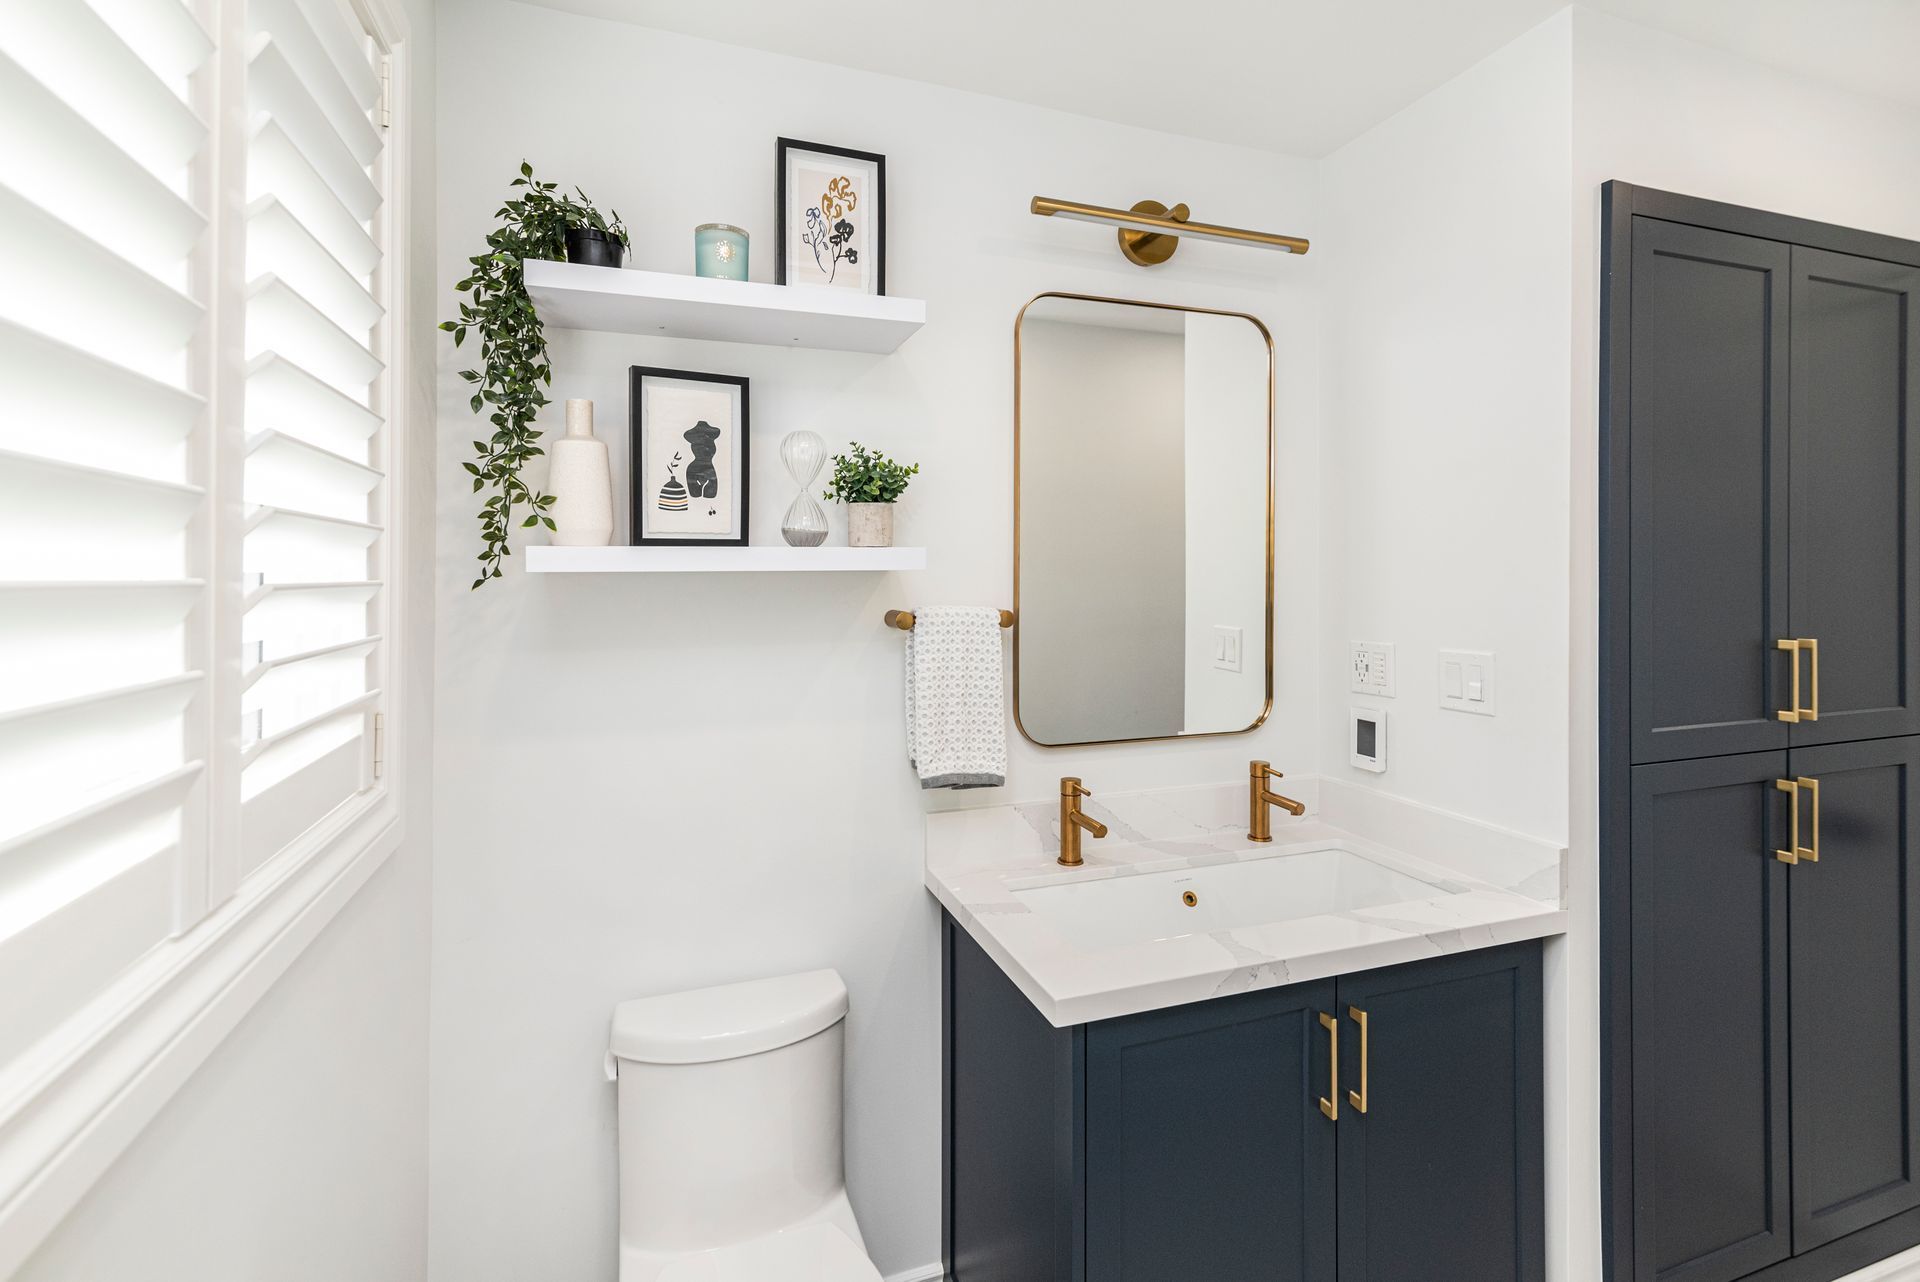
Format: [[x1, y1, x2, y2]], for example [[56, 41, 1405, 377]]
[[239, 0, 388, 874], [0, 0, 214, 1062], [0, 0, 395, 1084]]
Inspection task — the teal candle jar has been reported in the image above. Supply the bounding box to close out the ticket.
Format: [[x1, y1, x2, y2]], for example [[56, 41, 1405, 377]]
[[694, 223, 749, 281]]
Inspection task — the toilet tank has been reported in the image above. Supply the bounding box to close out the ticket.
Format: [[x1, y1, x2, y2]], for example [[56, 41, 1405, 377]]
[[610, 970, 852, 1254]]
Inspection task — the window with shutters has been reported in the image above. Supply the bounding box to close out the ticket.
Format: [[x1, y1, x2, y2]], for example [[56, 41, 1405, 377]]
[[0, 0, 408, 1258]]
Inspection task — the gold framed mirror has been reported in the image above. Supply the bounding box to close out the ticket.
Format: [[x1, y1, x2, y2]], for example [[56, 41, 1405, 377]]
[[1013, 292, 1275, 747]]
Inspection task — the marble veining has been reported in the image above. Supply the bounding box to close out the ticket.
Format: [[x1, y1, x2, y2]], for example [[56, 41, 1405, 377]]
[[926, 778, 1567, 1026]]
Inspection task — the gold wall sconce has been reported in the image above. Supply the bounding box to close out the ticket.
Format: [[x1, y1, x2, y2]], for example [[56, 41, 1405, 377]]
[[1029, 196, 1310, 265]]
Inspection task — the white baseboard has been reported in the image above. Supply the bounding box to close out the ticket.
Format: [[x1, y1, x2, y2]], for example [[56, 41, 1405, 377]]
[[883, 1265, 944, 1282], [1842, 1244, 1920, 1281]]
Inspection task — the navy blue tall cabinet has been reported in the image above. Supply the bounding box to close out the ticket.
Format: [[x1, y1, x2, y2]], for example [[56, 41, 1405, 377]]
[[1602, 182, 1920, 1282]]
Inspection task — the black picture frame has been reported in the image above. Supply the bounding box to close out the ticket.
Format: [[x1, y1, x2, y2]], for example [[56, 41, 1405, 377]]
[[629, 366, 750, 547], [776, 137, 887, 296]]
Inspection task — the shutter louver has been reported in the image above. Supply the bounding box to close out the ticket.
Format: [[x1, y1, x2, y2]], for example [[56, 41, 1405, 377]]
[[240, 0, 387, 876], [0, 0, 212, 1060]]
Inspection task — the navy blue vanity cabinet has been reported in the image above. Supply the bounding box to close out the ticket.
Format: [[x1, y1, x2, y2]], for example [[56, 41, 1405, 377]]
[[1084, 978, 1337, 1282], [943, 915, 1545, 1281], [1335, 945, 1545, 1282]]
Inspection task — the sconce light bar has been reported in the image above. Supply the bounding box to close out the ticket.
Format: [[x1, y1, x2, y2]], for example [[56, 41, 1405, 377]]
[[1030, 196, 1310, 262]]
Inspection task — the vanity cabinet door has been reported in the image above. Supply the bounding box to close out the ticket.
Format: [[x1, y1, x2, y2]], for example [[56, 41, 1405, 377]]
[[1084, 981, 1336, 1282], [1628, 217, 1792, 764], [1787, 736, 1920, 1252], [1786, 249, 1920, 748], [1630, 752, 1793, 1282], [1333, 942, 1544, 1282]]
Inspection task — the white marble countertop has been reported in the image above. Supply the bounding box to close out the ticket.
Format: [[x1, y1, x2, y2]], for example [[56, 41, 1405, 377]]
[[925, 779, 1567, 1026]]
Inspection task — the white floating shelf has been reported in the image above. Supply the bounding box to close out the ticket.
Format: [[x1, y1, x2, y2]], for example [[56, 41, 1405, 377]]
[[523, 260, 926, 354], [526, 545, 926, 574]]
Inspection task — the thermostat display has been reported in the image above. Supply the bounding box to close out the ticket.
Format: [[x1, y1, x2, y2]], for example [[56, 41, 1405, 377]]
[[1350, 707, 1388, 774]]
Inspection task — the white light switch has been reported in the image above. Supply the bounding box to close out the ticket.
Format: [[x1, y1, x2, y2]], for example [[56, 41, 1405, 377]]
[[1439, 650, 1496, 716], [1213, 625, 1243, 673]]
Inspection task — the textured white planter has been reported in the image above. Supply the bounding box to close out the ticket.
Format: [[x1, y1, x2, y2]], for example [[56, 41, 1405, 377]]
[[846, 503, 894, 548], [547, 399, 613, 546]]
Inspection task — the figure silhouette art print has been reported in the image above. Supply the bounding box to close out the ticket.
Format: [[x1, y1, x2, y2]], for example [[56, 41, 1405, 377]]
[[630, 367, 751, 547]]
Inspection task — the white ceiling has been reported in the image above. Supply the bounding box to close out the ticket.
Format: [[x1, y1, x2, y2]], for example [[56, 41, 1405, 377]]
[[512, 0, 1920, 157]]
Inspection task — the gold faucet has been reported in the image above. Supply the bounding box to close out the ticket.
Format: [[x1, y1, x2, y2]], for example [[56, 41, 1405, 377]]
[[1249, 761, 1305, 842], [1058, 777, 1109, 867]]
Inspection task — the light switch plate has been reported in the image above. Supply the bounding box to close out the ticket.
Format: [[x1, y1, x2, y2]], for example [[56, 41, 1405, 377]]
[[1213, 625, 1243, 673], [1350, 641, 1395, 697], [1438, 649, 1496, 716]]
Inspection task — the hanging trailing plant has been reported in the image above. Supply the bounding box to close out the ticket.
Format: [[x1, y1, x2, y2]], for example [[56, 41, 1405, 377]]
[[441, 161, 627, 588]]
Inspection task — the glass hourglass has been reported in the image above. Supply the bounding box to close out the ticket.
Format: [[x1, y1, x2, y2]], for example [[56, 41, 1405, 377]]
[[779, 430, 829, 547]]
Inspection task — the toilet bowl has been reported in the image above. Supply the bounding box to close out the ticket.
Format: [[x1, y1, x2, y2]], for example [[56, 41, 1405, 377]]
[[608, 969, 882, 1282]]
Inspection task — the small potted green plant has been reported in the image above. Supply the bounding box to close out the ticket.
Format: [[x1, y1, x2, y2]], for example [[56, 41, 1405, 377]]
[[564, 197, 628, 268], [823, 443, 918, 548]]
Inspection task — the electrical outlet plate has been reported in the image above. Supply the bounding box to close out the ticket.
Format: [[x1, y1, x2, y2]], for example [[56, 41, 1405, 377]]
[[1350, 641, 1395, 697], [1438, 649, 1496, 716]]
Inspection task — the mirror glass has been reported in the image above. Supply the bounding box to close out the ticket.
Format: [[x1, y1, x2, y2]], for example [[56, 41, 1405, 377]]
[[1015, 294, 1273, 746]]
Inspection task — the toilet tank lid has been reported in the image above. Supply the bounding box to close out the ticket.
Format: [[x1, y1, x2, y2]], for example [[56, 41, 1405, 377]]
[[610, 970, 849, 1065]]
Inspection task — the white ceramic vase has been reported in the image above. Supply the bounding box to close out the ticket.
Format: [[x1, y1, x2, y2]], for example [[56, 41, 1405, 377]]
[[547, 399, 613, 546], [846, 502, 894, 548]]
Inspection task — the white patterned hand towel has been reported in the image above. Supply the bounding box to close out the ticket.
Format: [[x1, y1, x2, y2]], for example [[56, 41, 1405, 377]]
[[905, 606, 1007, 790]]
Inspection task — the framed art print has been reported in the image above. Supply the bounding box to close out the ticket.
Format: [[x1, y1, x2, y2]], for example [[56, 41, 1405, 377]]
[[776, 138, 886, 296], [630, 367, 750, 546]]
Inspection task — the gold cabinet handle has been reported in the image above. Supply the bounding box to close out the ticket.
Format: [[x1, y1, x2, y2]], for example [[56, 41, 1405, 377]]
[[1318, 1012, 1339, 1121], [1777, 638, 1802, 723], [1777, 638, 1819, 722], [1804, 638, 1820, 721], [1796, 775, 1819, 862], [1347, 1006, 1370, 1114], [1775, 778, 1801, 864]]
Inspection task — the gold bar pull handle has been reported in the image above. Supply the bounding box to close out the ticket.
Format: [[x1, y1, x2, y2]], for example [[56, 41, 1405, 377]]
[[1774, 778, 1801, 864], [1777, 638, 1802, 723], [1796, 776, 1819, 863], [1318, 1012, 1339, 1121], [1347, 1006, 1370, 1114], [1804, 638, 1820, 721]]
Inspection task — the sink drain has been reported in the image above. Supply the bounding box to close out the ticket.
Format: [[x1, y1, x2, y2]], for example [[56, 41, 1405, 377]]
[[1181, 890, 1199, 908]]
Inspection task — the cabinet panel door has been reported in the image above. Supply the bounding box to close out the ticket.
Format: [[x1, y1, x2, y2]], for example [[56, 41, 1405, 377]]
[[1788, 736, 1920, 1251], [1334, 942, 1543, 1282], [1085, 981, 1335, 1282], [1629, 218, 1792, 763], [1631, 752, 1793, 1282], [1789, 250, 1920, 747]]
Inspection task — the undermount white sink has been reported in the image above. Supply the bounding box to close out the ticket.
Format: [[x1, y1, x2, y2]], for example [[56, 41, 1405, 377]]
[[1011, 846, 1455, 951]]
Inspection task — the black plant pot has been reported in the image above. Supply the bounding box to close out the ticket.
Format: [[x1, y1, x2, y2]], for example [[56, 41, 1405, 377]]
[[565, 227, 625, 268]]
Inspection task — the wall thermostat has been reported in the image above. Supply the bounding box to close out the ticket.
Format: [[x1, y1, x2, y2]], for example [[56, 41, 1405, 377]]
[[1350, 706, 1388, 773]]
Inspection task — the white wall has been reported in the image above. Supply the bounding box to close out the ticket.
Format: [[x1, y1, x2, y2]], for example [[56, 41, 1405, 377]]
[[12, 0, 440, 1276], [1566, 10, 1920, 1279], [428, 3, 1318, 1276], [1319, 12, 1573, 844], [1318, 12, 1576, 1276]]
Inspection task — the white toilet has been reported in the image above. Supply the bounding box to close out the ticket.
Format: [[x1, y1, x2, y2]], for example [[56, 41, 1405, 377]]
[[608, 969, 883, 1282]]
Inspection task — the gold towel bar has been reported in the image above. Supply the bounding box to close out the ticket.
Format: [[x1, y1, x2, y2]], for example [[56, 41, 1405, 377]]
[[885, 609, 1015, 631]]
